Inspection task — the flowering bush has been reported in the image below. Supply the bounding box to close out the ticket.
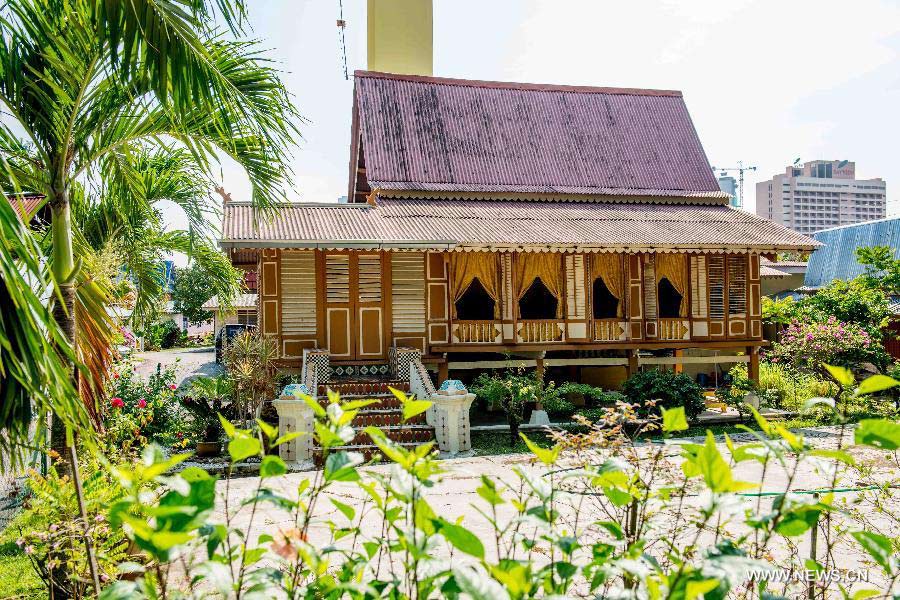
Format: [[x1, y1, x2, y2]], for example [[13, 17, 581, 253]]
[[768, 316, 888, 372], [103, 361, 201, 454]]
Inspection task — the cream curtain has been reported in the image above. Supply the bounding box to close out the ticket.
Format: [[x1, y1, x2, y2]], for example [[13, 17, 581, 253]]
[[514, 253, 564, 318], [450, 253, 500, 319], [655, 253, 689, 317], [590, 253, 625, 318]]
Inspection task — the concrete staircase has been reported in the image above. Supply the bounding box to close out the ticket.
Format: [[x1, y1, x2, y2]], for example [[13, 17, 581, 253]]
[[313, 380, 435, 463]]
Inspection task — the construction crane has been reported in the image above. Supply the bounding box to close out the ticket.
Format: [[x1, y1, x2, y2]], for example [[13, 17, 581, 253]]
[[711, 161, 757, 209]]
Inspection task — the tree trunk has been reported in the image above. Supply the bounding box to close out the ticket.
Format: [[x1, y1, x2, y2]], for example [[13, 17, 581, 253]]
[[49, 191, 77, 475]]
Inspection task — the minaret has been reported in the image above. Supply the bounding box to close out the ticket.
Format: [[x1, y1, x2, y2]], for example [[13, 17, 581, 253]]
[[367, 0, 433, 75]]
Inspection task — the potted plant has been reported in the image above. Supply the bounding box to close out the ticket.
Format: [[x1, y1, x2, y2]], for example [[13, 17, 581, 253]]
[[181, 375, 234, 456]]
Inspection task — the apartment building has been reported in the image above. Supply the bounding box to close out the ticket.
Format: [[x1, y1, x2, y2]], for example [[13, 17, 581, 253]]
[[755, 160, 886, 235]]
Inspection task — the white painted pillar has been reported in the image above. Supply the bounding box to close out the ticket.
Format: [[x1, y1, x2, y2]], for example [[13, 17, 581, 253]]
[[272, 396, 315, 467], [429, 393, 476, 455]]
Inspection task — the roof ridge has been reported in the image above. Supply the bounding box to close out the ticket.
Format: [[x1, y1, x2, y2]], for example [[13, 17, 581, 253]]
[[354, 70, 683, 98]]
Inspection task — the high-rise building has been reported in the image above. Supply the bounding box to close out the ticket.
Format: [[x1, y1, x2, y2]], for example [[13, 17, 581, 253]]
[[717, 175, 739, 208], [755, 160, 886, 235]]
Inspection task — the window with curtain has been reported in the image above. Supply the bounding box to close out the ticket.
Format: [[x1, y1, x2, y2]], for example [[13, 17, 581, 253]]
[[655, 254, 689, 318], [454, 278, 496, 320], [590, 254, 625, 318], [450, 253, 500, 319], [519, 278, 558, 319], [658, 279, 683, 318], [592, 277, 619, 318], [515, 253, 564, 319]]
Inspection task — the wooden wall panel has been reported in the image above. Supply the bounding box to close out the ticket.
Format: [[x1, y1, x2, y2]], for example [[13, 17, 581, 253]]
[[748, 253, 762, 339], [708, 255, 726, 339], [500, 253, 515, 342], [280, 250, 318, 357], [690, 254, 709, 340], [565, 254, 588, 340], [642, 254, 657, 339], [392, 252, 427, 350], [327, 308, 351, 358], [259, 249, 281, 355]]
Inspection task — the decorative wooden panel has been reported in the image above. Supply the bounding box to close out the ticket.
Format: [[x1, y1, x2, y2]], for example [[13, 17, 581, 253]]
[[391, 253, 426, 333], [642, 254, 657, 339], [324, 253, 353, 358], [259, 249, 281, 356], [627, 254, 643, 340], [565, 254, 588, 340], [280, 250, 318, 358], [325, 255, 351, 304], [358, 307, 383, 357], [327, 308, 351, 358], [499, 253, 515, 341], [426, 251, 449, 346], [748, 254, 762, 339], [708, 255, 726, 339]]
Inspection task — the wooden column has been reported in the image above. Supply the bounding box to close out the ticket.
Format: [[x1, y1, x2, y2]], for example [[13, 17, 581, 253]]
[[438, 355, 449, 385], [748, 346, 760, 385], [535, 353, 546, 410], [627, 349, 639, 378], [673, 349, 683, 374]]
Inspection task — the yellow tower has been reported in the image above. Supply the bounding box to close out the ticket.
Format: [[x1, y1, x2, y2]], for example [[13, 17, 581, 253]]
[[367, 0, 433, 76]]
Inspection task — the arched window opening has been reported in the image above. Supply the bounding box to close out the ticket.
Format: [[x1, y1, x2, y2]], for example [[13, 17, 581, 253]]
[[592, 278, 620, 319], [454, 277, 496, 320], [658, 277, 683, 318], [519, 278, 558, 319]]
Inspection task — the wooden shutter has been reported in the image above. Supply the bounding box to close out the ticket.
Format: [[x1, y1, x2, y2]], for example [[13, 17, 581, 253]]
[[749, 254, 762, 339], [627, 254, 643, 340], [281, 251, 318, 336], [565, 254, 587, 340], [426, 252, 450, 346], [643, 254, 657, 338], [392, 252, 426, 336], [358, 254, 382, 303], [727, 255, 748, 338], [690, 255, 709, 339], [325, 255, 351, 303], [708, 255, 726, 338]]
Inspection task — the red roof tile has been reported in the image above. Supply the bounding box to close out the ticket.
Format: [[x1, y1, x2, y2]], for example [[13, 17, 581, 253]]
[[221, 199, 819, 253], [353, 71, 724, 200], [6, 193, 45, 220]]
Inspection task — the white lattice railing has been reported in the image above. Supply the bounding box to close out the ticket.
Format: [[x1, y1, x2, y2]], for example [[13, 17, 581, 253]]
[[658, 319, 691, 341], [452, 320, 501, 343]]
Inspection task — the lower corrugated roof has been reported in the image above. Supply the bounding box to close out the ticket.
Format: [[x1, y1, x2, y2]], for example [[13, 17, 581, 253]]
[[221, 198, 819, 253]]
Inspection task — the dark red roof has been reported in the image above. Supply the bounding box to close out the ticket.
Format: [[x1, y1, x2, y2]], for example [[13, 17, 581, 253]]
[[352, 71, 723, 200], [6, 192, 45, 220]]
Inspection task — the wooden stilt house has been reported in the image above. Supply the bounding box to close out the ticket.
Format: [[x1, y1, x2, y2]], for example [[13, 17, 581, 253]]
[[221, 71, 817, 391]]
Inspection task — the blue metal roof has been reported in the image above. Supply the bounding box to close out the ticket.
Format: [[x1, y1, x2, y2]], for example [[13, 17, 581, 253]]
[[804, 217, 900, 288]]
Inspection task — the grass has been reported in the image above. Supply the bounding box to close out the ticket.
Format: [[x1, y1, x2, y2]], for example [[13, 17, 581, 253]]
[[0, 540, 43, 599], [471, 430, 557, 456]]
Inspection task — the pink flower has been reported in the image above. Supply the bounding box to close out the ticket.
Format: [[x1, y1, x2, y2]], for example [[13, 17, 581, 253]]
[[113, 372, 120, 379], [137, 398, 147, 408], [169, 384, 177, 391], [110, 397, 124, 409]]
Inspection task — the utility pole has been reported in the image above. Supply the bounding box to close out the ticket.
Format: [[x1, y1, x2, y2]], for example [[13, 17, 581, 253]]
[[712, 161, 758, 209]]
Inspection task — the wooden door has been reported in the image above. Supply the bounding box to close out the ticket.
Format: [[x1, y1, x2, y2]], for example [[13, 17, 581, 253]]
[[323, 252, 387, 360]]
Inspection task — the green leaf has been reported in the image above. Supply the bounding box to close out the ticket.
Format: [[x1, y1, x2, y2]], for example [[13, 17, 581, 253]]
[[259, 455, 287, 478], [686, 578, 720, 600], [823, 364, 854, 387], [256, 419, 277, 440], [682, 431, 756, 493], [330, 498, 356, 521], [519, 433, 561, 466], [218, 414, 236, 439], [595, 520, 624, 540], [856, 374, 900, 396], [855, 419, 900, 450], [803, 397, 835, 412], [324, 451, 364, 482], [272, 432, 302, 448], [661, 406, 688, 432], [451, 566, 511, 600], [476, 475, 504, 506], [436, 518, 485, 558], [228, 435, 261, 463], [851, 531, 894, 573]]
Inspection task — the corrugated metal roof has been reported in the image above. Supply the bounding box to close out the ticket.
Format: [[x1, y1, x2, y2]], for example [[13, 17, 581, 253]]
[[202, 293, 257, 310], [354, 71, 725, 200], [221, 199, 818, 252], [760, 265, 789, 278], [804, 217, 900, 288], [6, 192, 45, 220]]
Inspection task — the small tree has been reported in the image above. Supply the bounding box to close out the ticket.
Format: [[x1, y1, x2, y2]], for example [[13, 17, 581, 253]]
[[172, 261, 241, 327]]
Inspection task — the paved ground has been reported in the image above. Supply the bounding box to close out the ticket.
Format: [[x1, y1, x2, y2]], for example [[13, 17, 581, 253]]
[[212, 425, 899, 596], [132, 346, 222, 388]]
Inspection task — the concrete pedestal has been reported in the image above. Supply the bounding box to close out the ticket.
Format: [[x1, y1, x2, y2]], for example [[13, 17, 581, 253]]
[[528, 409, 551, 426], [272, 396, 315, 468], [428, 393, 476, 455]]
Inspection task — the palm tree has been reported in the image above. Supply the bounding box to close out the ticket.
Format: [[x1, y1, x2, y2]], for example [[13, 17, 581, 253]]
[[0, 0, 299, 460]]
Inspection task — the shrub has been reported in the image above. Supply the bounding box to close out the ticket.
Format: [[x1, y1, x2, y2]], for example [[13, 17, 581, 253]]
[[222, 330, 279, 425], [541, 393, 576, 419], [104, 361, 201, 454], [5, 461, 129, 597], [768, 316, 889, 372], [621, 368, 705, 419], [557, 382, 621, 406], [139, 320, 180, 351]]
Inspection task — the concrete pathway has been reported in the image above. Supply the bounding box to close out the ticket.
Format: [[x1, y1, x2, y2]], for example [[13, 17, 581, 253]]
[[132, 346, 221, 389]]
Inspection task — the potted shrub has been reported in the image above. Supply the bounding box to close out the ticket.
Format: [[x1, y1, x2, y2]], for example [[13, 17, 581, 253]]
[[181, 376, 234, 456]]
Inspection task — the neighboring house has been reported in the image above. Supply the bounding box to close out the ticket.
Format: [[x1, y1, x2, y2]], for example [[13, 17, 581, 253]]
[[804, 217, 900, 358], [219, 70, 816, 387], [6, 191, 49, 226], [160, 301, 213, 338], [760, 259, 807, 298], [202, 293, 258, 337]]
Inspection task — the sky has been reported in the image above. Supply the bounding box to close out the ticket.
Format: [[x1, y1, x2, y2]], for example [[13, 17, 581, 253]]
[[167, 0, 900, 261]]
